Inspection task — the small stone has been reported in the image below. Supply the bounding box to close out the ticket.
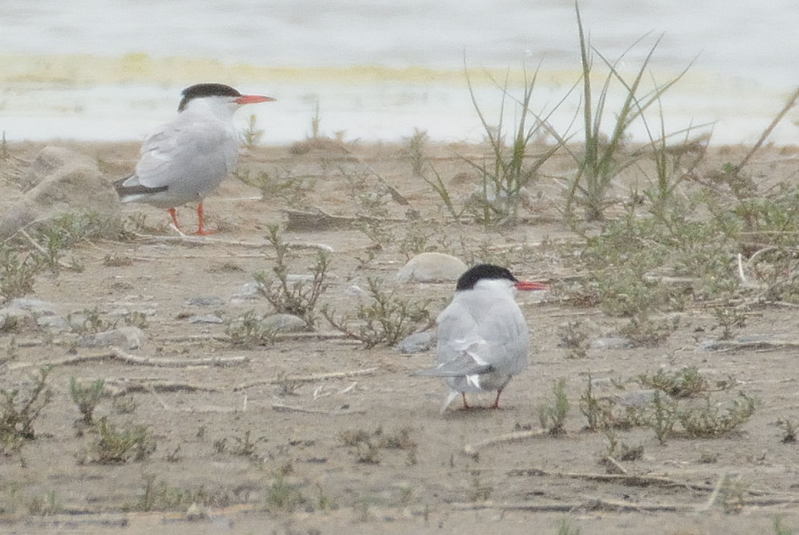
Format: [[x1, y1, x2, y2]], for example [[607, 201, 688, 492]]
[[230, 282, 262, 302], [36, 315, 69, 331], [79, 326, 144, 350], [396, 253, 467, 283], [0, 306, 34, 331], [590, 337, 634, 350], [396, 331, 436, 354], [262, 314, 306, 332], [7, 298, 57, 316], [188, 314, 224, 324], [186, 296, 224, 307], [185, 502, 209, 521]]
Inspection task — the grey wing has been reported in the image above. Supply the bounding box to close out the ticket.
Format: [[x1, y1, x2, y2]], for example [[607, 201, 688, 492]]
[[437, 299, 528, 375], [131, 120, 234, 190]]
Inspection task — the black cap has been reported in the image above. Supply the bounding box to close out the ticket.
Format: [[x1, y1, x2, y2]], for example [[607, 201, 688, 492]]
[[178, 83, 242, 111], [456, 264, 518, 291]]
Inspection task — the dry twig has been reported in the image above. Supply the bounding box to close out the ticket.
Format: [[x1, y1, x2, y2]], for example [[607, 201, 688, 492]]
[[234, 367, 379, 391]]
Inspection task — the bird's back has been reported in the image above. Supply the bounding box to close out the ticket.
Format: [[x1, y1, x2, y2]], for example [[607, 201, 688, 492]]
[[436, 284, 529, 376], [116, 110, 239, 208]]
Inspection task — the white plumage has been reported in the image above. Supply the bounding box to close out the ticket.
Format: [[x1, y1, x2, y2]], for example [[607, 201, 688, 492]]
[[415, 264, 546, 413], [114, 83, 274, 234]]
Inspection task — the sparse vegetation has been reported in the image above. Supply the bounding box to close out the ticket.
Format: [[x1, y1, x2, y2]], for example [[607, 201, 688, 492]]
[[90, 417, 155, 464], [558, 320, 590, 359], [338, 427, 417, 465], [255, 225, 330, 327], [0, 367, 53, 452], [69, 377, 105, 425], [538, 378, 569, 435], [241, 113, 263, 149], [2, 11, 799, 529], [323, 277, 430, 348], [404, 128, 429, 176], [225, 309, 277, 347], [463, 65, 564, 225], [564, 3, 692, 221]]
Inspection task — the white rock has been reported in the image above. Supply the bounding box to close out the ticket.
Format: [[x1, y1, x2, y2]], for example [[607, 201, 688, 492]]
[[262, 314, 307, 332], [396, 253, 467, 283], [79, 326, 144, 350], [396, 331, 436, 354]]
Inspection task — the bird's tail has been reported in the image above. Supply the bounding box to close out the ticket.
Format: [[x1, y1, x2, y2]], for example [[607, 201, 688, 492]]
[[440, 391, 460, 414], [114, 175, 168, 202]]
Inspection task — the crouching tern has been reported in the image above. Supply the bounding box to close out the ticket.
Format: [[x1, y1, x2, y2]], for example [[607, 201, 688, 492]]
[[415, 264, 547, 413], [114, 83, 275, 235]]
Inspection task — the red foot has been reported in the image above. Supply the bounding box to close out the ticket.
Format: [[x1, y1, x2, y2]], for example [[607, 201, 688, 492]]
[[193, 202, 217, 235], [167, 208, 183, 231]]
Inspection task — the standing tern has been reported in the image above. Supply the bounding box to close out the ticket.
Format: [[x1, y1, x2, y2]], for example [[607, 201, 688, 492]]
[[114, 83, 275, 235], [415, 264, 547, 413]]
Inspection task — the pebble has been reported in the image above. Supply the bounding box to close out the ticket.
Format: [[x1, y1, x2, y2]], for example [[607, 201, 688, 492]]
[[36, 315, 69, 331], [78, 326, 144, 350], [590, 337, 634, 350], [186, 296, 224, 307], [396, 252, 467, 283], [6, 298, 57, 316], [230, 282, 262, 302], [262, 314, 307, 332], [188, 314, 224, 324], [396, 331, 436, 354]]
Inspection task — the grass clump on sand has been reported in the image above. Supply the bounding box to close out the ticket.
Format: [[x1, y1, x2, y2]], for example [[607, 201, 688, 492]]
[[254, 225, 330, 328], [0, 367, 53, 453], [323, 277, 431, 348], [89, 417, 155, 464]]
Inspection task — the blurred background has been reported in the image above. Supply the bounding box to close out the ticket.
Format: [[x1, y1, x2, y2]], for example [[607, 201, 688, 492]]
[[0, 0, 796, 145]]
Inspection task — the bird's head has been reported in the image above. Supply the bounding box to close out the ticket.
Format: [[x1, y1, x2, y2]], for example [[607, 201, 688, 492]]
[[177, 83, 275, 114], [456, 264, 548, 293]]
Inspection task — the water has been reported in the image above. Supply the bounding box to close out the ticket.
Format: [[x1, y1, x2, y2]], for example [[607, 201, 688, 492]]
[[0, 0, 796, 144]]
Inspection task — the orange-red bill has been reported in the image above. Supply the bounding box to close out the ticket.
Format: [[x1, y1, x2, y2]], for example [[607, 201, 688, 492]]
[[235, 95, 276, 105], [515, 280, 548, 291]]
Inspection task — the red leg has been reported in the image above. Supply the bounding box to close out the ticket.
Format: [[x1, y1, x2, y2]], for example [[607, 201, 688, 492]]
[[461, 393, 470, 410], [167, 207, 182, 231], [491, 388, 504, 409], [194, 202, 215, 235]]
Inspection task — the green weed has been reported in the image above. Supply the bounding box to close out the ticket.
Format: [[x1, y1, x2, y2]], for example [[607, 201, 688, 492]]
[[255, 225, 330, 327], [69, 377, 105, 425], [0, 367, 53, 451], [537, 378, 569, 435], [323, 277, 431, 348], [90, 417, 155, 464]]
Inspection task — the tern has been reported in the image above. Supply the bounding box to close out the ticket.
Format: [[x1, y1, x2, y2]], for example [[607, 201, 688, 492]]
[[114, 83, 275, 235], [415, 264, 547, 413]]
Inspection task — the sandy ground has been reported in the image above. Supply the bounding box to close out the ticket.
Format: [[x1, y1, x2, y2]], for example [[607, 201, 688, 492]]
[[2, 140, 799, 534]]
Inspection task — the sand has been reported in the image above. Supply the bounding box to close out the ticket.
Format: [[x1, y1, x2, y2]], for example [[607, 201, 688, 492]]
[[1, 139, 799, 534]]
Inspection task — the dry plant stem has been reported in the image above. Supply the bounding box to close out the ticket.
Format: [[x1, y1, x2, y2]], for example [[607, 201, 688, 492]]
[[159, 332, 349, 344], [453, 499, 688, 513], [271, 403, 366, 415], [735, 87, 799, 174], [100, 379, 221, 396], [603, 456, 628, 475], [131, 232, 334, 252], [462, 429, 548, 457], [234, 367, 379, 391], [706, 339, 799, 352], [283, 207, 404, 232], [697, 472, 728, 512], [507, 468, 720, 493], [17, 228, 72, 269], [8, 347, 248, 370]]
